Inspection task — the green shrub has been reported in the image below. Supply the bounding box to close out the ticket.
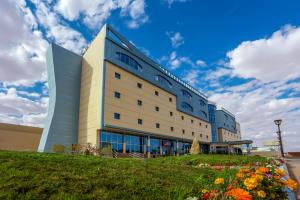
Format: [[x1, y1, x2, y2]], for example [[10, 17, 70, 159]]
[[52, 144, 66, 154]]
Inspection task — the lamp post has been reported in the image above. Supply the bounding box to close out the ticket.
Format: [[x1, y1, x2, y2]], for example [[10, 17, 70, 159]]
[[274, 119, 284, 158]]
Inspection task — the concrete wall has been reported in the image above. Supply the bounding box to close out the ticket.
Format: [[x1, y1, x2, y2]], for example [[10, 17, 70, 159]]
[[103, 62, 211, 142], [0, 123, 42, 151], [38, 44, 82, 152], [78, 25, 107, 145]]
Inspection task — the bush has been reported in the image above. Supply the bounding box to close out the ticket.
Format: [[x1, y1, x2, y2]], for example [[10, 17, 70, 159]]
[[52, 144, 66, 154], [100, 144, 112, 157]]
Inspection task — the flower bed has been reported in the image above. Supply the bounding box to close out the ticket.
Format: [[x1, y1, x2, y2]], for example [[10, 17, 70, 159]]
[[189, 158, 298, 200]]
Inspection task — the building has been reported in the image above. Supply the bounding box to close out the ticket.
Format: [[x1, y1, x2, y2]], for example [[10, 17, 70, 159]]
[[38, 24, 246, 156], [0, 123, 42, 151]]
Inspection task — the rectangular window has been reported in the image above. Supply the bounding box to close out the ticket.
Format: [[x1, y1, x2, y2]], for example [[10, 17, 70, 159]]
[[114, 113, 120, 120], [169, 97, 172, 102], [137, 82, 142, 88], [192, 132, 194, 136], [155, 91, 159, 96], [200, 133, 202, 137], [155, 106, 159, 111], [181, 116, 184, 120], [156, 123, 160, 128], [115, 72, 121, 79], [205, 125, 208, 128], [199, 122, 202, 126], [206, 135, 208, 139], [182, 129, 185, 134], [137, 100, 142, 106], [114, 91, 121, 99], [170, 127, 174, 132], [191, 119, 193, 123], [170, 111, 173, 116], [138, 119, 143, 125]]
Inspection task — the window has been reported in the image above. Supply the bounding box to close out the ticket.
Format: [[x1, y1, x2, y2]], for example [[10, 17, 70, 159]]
[[181, 102, 193, 112], [137, 100, 142, 106], [199, 99, 206, 106], [156, 123, 160, 128], [170, 127, 174, 132], [191, 119, 193, 123], [200, 134, 203, 137], [116, 52, 142, 71], [114, 91, 121, 99], [114, 113, 120, 120], [199, 122, 202, 126], [181, 116, 184, 120], [115, 72, 121, 79], [138, 119, 143, 125], [155, 75, 172, 88], [192, 132, 194, 136], [155, 91, 159, 96], [155, 106, 159, 111], [181, 89, 192, 99], [205, 125, 208, 128], [206, 135, 208, 139], [170, 111, 173, 116], [169, 97, 172, 102], [125, 135, 145, 153], [182, 129, 185, 134], [200, 110, 207, 118], [137, 82, 142, 88], [100, 132, 123, 152]]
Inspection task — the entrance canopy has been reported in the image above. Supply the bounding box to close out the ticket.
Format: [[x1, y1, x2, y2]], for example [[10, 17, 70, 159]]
[[210, 140, 253, 146]]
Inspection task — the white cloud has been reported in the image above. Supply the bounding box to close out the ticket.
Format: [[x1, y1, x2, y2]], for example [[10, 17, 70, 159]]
[[196, 60, 207, 67], [182, 69, 202, 87], [0, 0, 48, 85], [167, 51, 201, 70], [55, 0, 148, 29], [163, 0, 188, 7], [227, 25, 300, 83], [166, 31, 184, 48], [0, 87, 48, 127]]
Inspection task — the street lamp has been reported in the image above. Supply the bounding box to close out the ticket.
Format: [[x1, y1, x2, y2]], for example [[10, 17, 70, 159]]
[[274, 119, 284, 158]]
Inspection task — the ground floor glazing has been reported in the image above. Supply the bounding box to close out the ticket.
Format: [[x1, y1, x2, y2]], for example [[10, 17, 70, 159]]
[[100, 131, 192, 156]]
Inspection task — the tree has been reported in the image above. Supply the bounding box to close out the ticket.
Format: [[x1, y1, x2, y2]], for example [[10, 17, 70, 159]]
[[190, 138, 200, 155]]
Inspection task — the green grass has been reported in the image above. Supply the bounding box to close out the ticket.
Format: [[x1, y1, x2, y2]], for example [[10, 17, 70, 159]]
[[0, 151, 266, 200]]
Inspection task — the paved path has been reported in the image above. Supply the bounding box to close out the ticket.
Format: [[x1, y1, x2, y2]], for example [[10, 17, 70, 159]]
[[287, 158, 300, 199]]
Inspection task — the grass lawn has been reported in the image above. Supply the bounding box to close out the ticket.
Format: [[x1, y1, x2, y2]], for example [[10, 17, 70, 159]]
[[0, 151, 267, 200]]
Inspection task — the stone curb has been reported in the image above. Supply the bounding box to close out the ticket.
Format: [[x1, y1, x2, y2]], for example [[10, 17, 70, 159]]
[[282, 162, 297, 200]]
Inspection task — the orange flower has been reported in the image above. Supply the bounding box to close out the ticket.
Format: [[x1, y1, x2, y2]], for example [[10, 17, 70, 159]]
[[284, 178, 298, 191], [256, 167, 269, 174], [239, 168, 251, 173], [275, 168, 285, 176], [226, 188, 252, 200], [244, 178, 258, 190], [236, 172, 245, 179], [214, 178, 224, 185]]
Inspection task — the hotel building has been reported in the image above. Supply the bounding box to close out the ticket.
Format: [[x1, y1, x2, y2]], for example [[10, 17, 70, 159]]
[[38, 24, 244, 156]]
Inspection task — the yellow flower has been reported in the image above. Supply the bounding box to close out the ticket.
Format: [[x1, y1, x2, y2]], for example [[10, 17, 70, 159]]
[[257, 190, 266, 198], [284, 178, 298, 191], [214, 178, 224, 185], [252, 174, 264, 182], [244, 178, 258, 190], [202, 189, 209, 193], [275, 168, 285, 176]]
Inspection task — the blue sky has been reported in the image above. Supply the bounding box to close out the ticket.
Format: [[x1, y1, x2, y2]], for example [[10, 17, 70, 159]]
[[1, 0, 300, 150]]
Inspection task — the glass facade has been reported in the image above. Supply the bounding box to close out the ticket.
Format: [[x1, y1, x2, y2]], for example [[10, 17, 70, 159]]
[[208, 104, 218, 142], [125, 135, 145, 153], [100, 131, 123, 152], [100, 131, 191, 156]]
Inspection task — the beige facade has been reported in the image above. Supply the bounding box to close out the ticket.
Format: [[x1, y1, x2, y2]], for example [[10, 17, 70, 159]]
[[218, 127, 241, 142], [103, 62, 211, 143], [0, 123, 42, 151], [78, 26, 106, 145]]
